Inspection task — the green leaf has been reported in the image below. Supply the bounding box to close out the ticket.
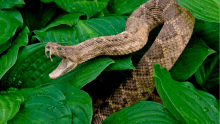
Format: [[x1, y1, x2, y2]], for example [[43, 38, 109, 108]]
[[41, 13, 85, 31], [48, 56, 114, 89], [33, 13, 84, 43], [213, 0, 220, 5], [177, 0, 220, 23], [153, 64, 219, 124], [0, 27, 29, 80], [1, 42, 114, 89], [40, 0, 54, 3], [0, 9, 23, 45], [104, 55, 135, 71], [53, 0, 108, 19], [40, 3, 58, 29], [170, 36, 215, 81], [1, 82, 93, 124], [109, 0, 148, 15], [0, 38, 12, 55], [0, 80, 92, 124], [0, 87, 24, 124], [75, 16, 126, 42], [8, 85, 72, 123], [34, 25, 78, 44], [34, 16, 126, 44], [103, 101, 179, 124], [21, 1, 57, 31], [53, 83, 92, 124], [194, 53, 219, 89], [92, 10, 105, 18], [193, 19, 219, 52], [0, 0, 25, 9]]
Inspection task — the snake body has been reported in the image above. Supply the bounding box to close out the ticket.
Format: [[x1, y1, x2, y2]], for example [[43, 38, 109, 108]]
[[45, 0, 195, 123]]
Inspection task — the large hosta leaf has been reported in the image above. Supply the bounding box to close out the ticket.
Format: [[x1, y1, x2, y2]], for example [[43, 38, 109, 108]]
[[48, 56, 114, 89], [103, 101, 179, 124], [34, 25, 79, 44], [8, 85, 72, 123], [53, 83, 92, 124], [40, 13, 85, 32], [34, 16, 126, 44], [153, 64, 219, 124], [0, 87, 24, 124], [0, 0, 25, 9], [109, 0, 148, 15], [1, 83, 92, 123], [1, 42, 114, 89], [0, 27, 29, 80], [74, 16, 126, 43], [170, 36, 215, 81], [193, 19, 219, 52], [43, 0, 108, 19], [104, 55, 135, 71], [177, 0, 219, 23], [0, 9, 23, 45]]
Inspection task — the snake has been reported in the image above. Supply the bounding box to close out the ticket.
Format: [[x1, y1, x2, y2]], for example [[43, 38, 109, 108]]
[[45, 0, 195, 123]]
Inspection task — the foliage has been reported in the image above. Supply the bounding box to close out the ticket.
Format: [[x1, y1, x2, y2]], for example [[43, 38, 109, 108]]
[[103, 101, 179, 124], [0, 0, 219, 123]]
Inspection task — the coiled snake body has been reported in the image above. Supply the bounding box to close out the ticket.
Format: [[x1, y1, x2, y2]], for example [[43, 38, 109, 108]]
[[45, 0, 195, 123]]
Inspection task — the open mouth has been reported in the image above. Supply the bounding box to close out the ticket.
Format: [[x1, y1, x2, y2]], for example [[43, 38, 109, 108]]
[[49, 58, 75, 79]]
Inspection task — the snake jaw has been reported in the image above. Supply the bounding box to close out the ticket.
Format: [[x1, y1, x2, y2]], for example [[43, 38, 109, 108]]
[[49, 59, 76, 79]]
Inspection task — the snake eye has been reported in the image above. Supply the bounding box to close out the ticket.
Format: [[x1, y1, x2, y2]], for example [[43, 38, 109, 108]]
[[57, 47, 61, 50]]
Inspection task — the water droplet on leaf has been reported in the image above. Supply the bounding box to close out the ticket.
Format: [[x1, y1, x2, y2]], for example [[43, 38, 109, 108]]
[[18, 80, 22, 85], [203, 107, 209, 112], [47, 106, 53, 110], [60, 104, 65, 108]]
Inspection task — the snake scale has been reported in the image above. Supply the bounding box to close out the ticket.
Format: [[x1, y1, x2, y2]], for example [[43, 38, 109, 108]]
[[45, 0, 195, 123]]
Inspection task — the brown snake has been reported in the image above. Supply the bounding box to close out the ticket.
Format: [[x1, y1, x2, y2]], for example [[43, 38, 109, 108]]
[[45, 0, 195, 123]]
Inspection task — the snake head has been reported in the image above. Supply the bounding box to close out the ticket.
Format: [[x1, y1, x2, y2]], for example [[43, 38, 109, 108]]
[[45, 42, 77, 79], [45, 42, 64, 62]]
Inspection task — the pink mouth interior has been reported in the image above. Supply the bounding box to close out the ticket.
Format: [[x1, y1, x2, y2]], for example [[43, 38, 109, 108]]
[[49, 59, 74, 79]]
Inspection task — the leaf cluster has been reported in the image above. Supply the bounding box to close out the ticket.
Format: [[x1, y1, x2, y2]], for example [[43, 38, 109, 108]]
[[0, 0, 219, 123]]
